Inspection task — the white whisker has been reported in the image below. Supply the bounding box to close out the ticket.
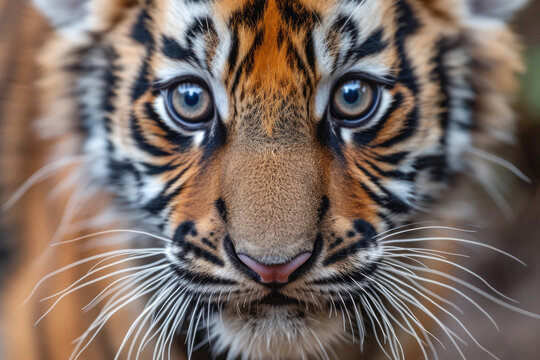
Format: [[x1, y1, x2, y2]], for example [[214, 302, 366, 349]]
[[380, 236, 525, 265], [380, 249, 517, 303], [51, 229, 173, 246], [469, 147, 531, 183], [2, 155, 89, 211], [24, 248, 163, 305]]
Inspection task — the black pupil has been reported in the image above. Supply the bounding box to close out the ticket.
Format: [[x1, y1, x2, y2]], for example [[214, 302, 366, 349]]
[[342, 83, 360, 104], [184, 89, 201, 107]]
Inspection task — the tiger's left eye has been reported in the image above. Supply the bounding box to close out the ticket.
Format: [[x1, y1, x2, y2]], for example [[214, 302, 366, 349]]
[[330, 78, 381, 127], [164, 81, 214, 130]]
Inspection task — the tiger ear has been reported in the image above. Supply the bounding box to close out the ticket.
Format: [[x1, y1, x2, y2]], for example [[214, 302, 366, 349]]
[[467, 0, 529, 21]]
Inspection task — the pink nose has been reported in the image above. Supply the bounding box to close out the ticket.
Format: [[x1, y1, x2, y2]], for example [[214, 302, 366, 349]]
[[237, 253, 312, 284]]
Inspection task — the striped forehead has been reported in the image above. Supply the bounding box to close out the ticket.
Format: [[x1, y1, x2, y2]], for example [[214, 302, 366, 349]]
[[154, 0, 395, 81]]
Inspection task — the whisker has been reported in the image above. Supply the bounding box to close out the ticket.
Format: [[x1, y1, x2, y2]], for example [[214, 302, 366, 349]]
[[70, 270, 174, 360], [377, 269, 499, 359], [388, 260, 540, 320], [115, 278, 178, 360], [375, 260, 465, 315], [382, 261, 501, 331], [36, 260, 168, 325], [376, 226, 477, 242], [360, 294, 393, 359], [2, 155, 89, 211], [380, 236, 525, 265], [375, 273, 469, 359], [478, 175, 515, 220], [380, 249, 517, 303], [24, 248, 163, 305], [40, 254, 166, 301], [51, 229, 173, 246], [469, 147, 531, 183]]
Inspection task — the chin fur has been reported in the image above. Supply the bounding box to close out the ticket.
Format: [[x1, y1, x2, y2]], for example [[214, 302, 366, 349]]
[[210, 306, 345, 360]]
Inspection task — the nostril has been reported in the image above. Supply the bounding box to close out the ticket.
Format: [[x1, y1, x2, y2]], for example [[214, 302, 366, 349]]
[[237, 253, 312, 284]]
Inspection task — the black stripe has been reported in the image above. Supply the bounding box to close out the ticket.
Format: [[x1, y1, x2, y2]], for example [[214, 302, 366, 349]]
[[142, 159, 179, 175], [131, 9, 154, 46], [143, 184, 183, 215], [376, 151, 409, 165], [331, 15, 359, 43], [201, 119, 226, 161], [130, 114, 172, 157], [131, 57, 151, 102], [161, 36, 198, 63], [317, 118, 345, 160], [143, 102, 193, 151], [376, 104, 419, 147], [395, 0, 421, 36], [227, 29, 240, 72], [363, 157, 415, 182], [354, 92, 404, 145], [179, 241, 225, 267], [229, 29, 264, 91], [230, 0, 267, 27], [286, 38, 311, 83], [202, 238, 217, 250], [355, 162, 412, 214], [329, 237, 344, 249], [304, 32, 316, 72], [351, 28, 387, 59], [276, 0, 318, 31], [329, 14, 359, 70], [173, 222, 224, 266], [323, 220, 376, 266], [317, 196, 330, 222], [394, 0, 421, 95], [215, 198, 228, 223]]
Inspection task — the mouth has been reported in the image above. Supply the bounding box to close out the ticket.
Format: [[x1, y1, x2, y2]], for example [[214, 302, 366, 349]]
[[256, 291, 305, 306]]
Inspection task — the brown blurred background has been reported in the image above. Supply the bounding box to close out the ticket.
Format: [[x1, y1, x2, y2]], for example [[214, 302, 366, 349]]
[[0, 0, 539, 359]]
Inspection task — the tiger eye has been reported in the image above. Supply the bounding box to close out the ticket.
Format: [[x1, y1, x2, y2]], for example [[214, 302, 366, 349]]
[[164, 81, 214, 130], [330, 78, 381, 127]]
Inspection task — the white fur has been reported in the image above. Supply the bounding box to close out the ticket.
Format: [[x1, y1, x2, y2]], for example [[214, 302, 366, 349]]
[[211, 308, 345, 360]]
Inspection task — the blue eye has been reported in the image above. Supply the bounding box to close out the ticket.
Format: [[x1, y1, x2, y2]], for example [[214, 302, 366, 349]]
[[331, 78, 381, 127], [164, 80, 214, 130]]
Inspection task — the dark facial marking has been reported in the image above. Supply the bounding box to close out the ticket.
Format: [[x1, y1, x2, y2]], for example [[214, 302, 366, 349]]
[[323, 220, 376, 266], [317, 196, 330, 222], [215, 198, 228, 223]]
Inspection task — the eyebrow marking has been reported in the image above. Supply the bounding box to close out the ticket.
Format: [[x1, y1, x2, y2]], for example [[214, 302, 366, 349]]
[[161, 36, 198, 64]]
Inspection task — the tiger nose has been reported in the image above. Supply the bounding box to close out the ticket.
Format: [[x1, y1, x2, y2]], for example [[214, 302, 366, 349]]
[[237, 252, 312, 284]]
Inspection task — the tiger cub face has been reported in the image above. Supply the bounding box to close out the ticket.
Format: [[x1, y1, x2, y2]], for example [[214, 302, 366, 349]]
[[33, 0, 527, 358]]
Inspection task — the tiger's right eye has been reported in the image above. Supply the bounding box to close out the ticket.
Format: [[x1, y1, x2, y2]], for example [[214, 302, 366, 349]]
[[164, 80, 215, 130], [329, 77, 382, 128]]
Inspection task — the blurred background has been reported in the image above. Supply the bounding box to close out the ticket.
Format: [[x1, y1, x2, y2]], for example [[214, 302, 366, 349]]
[[0, 0, 539, 359]]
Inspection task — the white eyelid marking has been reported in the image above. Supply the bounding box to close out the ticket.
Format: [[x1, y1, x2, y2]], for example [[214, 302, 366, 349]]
[[314, 78, 333, 118]]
